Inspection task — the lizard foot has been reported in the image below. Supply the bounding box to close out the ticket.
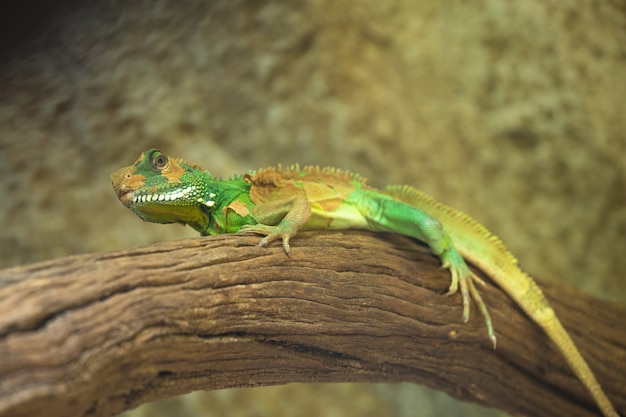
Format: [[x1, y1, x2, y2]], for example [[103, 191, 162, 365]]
[[441, 250, 496, 348], [239, 224, 293, 254]]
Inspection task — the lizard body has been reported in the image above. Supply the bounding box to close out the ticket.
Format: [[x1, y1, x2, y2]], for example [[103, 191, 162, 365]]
[[111, 149, 618, 417]]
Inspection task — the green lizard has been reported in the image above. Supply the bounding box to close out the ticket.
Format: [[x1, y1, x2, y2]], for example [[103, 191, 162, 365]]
[[111, 148, 619, 417]]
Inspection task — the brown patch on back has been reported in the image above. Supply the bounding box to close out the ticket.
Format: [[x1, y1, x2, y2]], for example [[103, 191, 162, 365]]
[[245, 165, 368, 212]]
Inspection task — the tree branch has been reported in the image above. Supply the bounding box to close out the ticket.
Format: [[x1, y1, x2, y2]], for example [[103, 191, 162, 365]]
[[0, 231, 624, 417]]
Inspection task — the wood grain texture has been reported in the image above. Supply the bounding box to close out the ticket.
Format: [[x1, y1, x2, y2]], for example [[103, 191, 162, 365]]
[[0, 231, 624, 417]]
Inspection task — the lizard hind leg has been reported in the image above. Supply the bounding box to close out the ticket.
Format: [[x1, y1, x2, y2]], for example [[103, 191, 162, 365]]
[[354, 192, 496, 346]]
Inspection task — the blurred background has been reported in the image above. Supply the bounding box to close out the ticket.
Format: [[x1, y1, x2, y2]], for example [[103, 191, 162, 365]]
[[1, 1, 624, 416]]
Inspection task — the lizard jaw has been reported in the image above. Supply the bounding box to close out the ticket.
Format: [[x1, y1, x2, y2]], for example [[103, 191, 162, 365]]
[[115, 189, 136, 207]]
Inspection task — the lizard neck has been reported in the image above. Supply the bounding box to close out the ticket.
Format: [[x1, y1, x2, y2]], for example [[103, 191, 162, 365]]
[[199, 176, 257, 235]]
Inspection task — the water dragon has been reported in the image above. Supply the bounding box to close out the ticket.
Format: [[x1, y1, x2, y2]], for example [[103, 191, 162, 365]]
[[111, 148, 619, 417]]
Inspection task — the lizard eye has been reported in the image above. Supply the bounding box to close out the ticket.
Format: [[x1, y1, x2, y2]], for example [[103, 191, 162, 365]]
[[150, 151, 169, 171]]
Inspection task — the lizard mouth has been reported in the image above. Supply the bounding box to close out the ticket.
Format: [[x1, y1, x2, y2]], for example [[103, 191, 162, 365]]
[[115, 189, 135, 207], [111, 166, 141, 207]]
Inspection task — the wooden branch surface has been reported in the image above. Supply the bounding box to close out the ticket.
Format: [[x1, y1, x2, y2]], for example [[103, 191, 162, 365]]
[[0, 231, 624, 417]]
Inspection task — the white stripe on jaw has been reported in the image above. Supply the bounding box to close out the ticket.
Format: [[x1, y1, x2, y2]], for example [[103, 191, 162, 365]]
[[134, 186, 197, 204]]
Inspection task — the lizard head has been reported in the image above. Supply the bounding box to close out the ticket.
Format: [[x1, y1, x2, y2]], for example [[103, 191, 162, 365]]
[[111, 149, 211, 230]]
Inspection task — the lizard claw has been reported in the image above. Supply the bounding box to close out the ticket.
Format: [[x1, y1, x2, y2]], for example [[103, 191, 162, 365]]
[[256, 234, 291, 254], [441, 260, 458, 295], [442, 249, 496, 348], [239, 224, 292, 255]]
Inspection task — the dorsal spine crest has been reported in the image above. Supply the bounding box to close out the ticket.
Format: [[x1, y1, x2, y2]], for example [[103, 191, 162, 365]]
[[386, 184, 519, 267], [247, 164, 367, 187]]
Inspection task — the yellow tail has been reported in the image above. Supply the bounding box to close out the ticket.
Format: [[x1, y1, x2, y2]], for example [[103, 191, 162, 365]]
[[385, 184, 618, 417]]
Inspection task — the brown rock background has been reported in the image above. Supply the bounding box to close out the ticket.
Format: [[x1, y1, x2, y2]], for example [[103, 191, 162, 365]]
[[1, 1, 624, 416]]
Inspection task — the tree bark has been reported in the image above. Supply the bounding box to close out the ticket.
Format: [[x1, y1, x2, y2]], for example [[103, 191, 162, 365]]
[[0, 231, 624, 417]]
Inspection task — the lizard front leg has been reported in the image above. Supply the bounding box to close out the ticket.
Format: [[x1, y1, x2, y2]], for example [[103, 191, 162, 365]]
[[239, 196, 311, 254]]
